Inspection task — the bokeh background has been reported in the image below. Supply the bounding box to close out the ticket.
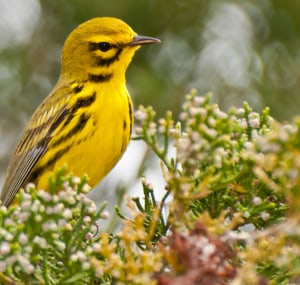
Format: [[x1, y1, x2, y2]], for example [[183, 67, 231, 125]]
[[1, 0, 300, 206]]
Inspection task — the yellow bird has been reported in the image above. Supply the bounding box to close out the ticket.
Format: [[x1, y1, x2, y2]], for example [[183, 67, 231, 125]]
[[1, 17, 160, 207]]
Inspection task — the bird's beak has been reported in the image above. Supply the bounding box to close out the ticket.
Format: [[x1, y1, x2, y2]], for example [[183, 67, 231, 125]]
[[130, 35, 161, 46]]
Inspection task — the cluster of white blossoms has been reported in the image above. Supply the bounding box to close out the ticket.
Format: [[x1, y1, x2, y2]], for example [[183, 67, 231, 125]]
[[0, 173, 107, 281]]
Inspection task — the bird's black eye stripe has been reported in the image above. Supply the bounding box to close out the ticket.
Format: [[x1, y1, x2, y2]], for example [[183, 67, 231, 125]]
[[89, 42, 115, 52]]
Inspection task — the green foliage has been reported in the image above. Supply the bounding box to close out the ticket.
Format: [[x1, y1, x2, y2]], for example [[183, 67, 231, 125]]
[[2, 90, 300, 284], [135, 90, 300, 284], [122, 177, 169, 245], [0, 170, 107, 284]]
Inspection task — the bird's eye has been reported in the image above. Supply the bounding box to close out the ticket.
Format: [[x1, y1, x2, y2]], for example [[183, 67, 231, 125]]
[[98, 42, 112, 52]]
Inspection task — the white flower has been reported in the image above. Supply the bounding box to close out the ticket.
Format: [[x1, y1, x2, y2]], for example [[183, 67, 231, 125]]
[[135, 109, 147, 121], [33, 236, 47, 249], [18, 233, 28, 245], [252, 197, 262, 205], [0, 242, 10, 255], [261, 212, 270, 221], [101, 211, 110, 220], [62, 209, 72, 219], [72, 176, 81, 184]]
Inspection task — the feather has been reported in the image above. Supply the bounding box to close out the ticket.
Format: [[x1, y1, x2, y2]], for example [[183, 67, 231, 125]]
[[1, 83, 71, 207]]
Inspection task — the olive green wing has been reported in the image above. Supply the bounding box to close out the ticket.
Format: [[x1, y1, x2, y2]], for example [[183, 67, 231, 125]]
[[1, 137, 48, 207], [1, 87, 71, 207]]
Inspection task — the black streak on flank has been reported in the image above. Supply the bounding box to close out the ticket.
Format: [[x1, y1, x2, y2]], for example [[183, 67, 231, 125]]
[[73, 84, 84, 93], [49, 108, 70, 134], [88, 73, 112, 83], [127, 96, 133, 135], [72, 92, 96, 113], [29, 145, 71, 183], [52, 113, 90, 148], [95, 47, 123, 67], [123, 120, 127, 131], [62, 92, 96, 128]]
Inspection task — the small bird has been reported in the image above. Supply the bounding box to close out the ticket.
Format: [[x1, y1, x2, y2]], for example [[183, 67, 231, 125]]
[[1, 17, 160, 207]]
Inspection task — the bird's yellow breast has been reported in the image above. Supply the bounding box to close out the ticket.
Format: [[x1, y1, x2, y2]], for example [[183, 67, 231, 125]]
[[33, 81, 133, 190]]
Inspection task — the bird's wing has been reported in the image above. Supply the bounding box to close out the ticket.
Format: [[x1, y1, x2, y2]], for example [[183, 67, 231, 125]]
[[1, 84, 71, 207]]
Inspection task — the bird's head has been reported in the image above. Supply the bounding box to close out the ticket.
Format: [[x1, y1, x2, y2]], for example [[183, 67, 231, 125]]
[[61, 17, 160, 82]]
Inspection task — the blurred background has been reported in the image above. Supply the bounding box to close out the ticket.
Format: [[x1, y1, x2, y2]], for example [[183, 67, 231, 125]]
[[1, 0, 300, 209]]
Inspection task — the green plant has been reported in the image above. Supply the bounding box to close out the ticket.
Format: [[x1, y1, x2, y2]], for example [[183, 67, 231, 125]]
[[2, 90, 300, 284]]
